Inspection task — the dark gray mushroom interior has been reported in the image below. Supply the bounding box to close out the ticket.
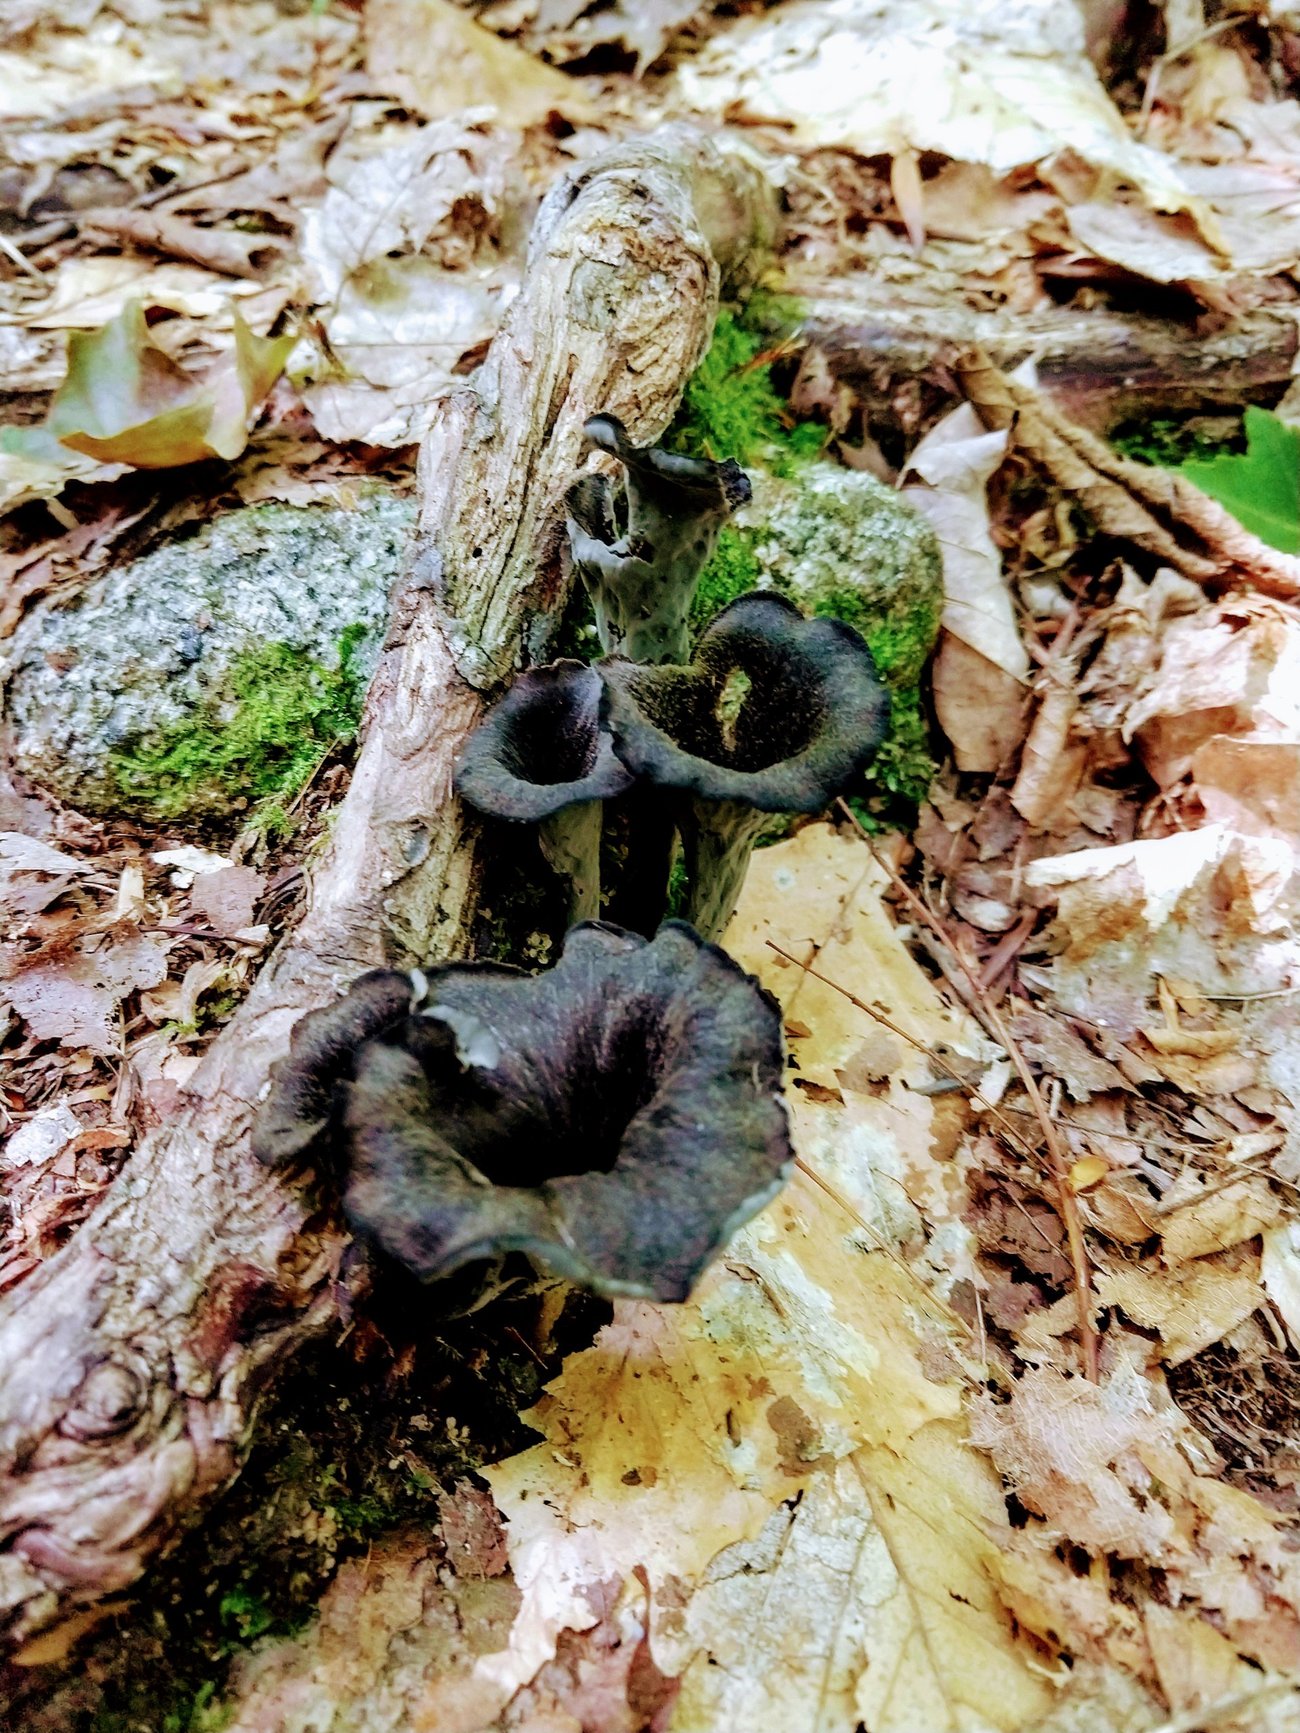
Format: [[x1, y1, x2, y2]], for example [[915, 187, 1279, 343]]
[[601, 592, 889, 938], [252, 922, 791, 1302], [566, 413, 751, 664], [454, 660, 633, 922]]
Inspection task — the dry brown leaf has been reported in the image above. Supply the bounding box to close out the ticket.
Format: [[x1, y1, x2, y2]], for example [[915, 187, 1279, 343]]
[[366, 0, 587, 125], [1195, 735, 1300, 848], [189, 865, 264, 938], [902, 401, 1026, 678], [1023, 825, 1300, 1039], [913, 160, 1057, 243], [930, 635, 1029, 775], [81, 209, 284, 280], [1095, 1257, 1264, 1365], [1065, 199, 1226, 283], [6, 935, 169, 1054], [1142, 1601, 1264, 1719], [973, 1357, 1300, 1678], [1010, 673, 1088, 827], [1008, 1006, 1129, 1102], [22, 257, 274, 331], [1123, 600, 1300, 793], [1158, 1177, 1282, 1263]]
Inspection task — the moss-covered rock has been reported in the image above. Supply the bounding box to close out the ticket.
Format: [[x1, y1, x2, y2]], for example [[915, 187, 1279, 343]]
[[8, 491, 415, 824]]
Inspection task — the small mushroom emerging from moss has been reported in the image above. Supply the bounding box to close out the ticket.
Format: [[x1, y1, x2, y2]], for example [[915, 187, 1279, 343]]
[[453, 660, 633, 921], [601, 592, 889, 940], [252, 922, 791, 1302], [566, 413, 751, 664]]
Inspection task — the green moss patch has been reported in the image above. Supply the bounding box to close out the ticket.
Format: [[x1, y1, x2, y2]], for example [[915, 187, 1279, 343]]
[[666, 299, 825, 477], [110, 625, 369, 827], [688, 522, 762, 634]]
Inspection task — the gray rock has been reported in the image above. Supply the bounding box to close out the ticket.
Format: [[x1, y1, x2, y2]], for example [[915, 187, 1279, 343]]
[[741, 463, 943, 687], [8, 490, 416, 821]]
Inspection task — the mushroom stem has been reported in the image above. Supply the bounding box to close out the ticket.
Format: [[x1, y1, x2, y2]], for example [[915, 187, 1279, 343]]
[[538, 800, 604, 923], [566, 415, 751, 665], [679, 798, 769, 942]]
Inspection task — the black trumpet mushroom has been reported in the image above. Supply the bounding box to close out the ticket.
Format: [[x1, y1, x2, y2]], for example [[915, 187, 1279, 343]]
[[566, 413, 751, 664], [602, 592, 890, 941], [453, 660, 633, 922], [251, 922, 792, 1303]]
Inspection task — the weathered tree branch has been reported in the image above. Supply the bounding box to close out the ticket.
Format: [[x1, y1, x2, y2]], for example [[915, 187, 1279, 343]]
[[793, 272, 1299, 432], [0, 126, 775, 1649]]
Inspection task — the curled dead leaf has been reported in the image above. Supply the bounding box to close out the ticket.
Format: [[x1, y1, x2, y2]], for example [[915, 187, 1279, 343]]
[[1, 302, 293, 474]]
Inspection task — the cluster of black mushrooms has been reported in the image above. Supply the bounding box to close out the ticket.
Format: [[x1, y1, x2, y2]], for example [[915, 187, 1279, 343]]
[[254, 416, 890, 1302]]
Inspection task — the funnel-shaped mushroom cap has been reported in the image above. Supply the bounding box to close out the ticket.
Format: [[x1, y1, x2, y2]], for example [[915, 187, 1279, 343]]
[[251, 969, 419, 1167], [601, 591, 889, 810], [454, 660, 633, 824], [565, 414, 752, 665], [253, 923, 792, 1302], [581, 413, 752, 533]]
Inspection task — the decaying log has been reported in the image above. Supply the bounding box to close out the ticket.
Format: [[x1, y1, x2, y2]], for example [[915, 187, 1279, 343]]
[[794, 274, 1299, 433], [0, 126, 776, 1650]]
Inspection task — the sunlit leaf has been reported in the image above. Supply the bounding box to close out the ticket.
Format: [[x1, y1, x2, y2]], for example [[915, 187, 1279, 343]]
[[1175, 405, 1300, 553], [1, 302, 294, 475]]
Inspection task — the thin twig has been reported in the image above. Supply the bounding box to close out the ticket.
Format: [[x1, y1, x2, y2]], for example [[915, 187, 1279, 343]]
[[835, 800, 1101, 1381], [995, 1104, 1245, 1158], [765, 940, 1046, 1170], [0, 232, 44, 280]]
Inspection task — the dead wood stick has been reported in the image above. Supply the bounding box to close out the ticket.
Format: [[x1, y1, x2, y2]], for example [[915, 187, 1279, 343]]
[[956, 348, 1300, 602], [0, 125, 775, 1651]]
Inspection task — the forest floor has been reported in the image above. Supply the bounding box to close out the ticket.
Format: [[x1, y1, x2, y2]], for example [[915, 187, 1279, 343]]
[[4, 2, 1300, 1730]]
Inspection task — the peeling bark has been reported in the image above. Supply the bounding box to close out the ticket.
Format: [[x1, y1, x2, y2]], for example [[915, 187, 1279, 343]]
[[0, 126, 775, 1649]]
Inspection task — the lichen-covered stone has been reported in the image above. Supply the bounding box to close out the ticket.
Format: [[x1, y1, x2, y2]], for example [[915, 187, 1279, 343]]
[[8, 491, 416, 821], [743, 463, 943, 686]]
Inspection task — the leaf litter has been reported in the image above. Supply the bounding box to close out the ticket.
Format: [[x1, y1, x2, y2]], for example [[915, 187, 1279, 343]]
[[4, 3, 1300, 1732]]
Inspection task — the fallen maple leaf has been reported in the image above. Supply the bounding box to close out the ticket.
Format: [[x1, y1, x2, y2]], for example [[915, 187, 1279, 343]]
[[1, 302, 294, 473], [469, 827, 1050, 1731]]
